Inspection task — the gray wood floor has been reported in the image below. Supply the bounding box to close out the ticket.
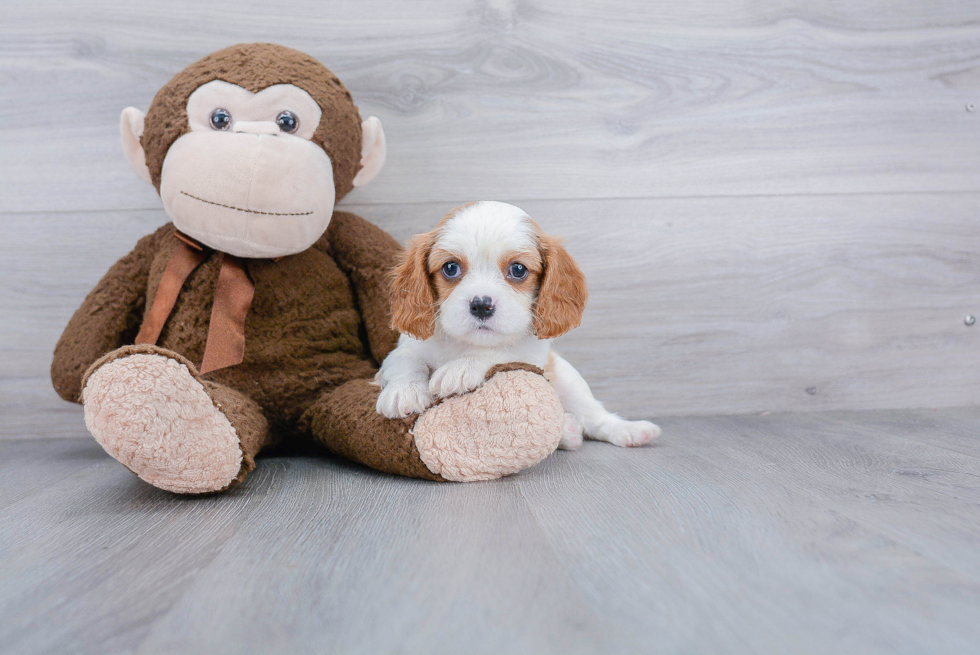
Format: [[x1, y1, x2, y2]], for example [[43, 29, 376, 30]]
[[2, 407, 979, 654]]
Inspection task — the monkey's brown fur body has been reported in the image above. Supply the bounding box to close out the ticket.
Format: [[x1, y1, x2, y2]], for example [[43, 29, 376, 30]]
[[52, 213, 441, 485], [51, 44, 563, 493]]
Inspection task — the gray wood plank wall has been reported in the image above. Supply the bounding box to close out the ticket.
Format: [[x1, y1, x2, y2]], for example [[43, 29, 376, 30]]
[[2, 0, 979, 438]]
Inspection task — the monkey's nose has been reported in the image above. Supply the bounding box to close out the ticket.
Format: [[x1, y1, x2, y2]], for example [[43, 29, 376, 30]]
[[469, 296, 495, 319], [232, 121, 280, 135]]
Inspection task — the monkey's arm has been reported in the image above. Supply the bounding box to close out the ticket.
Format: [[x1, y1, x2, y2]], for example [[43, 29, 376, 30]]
[[51, 228, 163, 402], [323, 211, 401, 365]]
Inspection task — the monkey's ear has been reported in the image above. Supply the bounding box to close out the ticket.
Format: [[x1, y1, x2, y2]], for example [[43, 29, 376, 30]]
[[120, 107, 152, 185], [352, 116, 386, 188]]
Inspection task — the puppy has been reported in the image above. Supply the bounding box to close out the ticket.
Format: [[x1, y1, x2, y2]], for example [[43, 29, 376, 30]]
[[376, 201, 661, 449]]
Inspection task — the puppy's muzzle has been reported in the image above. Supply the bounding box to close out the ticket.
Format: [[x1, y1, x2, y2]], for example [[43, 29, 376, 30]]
[[469, 296, 495, 319]]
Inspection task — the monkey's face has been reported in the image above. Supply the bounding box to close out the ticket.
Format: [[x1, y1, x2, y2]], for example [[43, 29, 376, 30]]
[[121, 51, 386, 260], [157, 81, 334, 258]]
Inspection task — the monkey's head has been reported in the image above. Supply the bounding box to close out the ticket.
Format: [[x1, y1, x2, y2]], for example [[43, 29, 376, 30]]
[[120, 43, 385, 258]]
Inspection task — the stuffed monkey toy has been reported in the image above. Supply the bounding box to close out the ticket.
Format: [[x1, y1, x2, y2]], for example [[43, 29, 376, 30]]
[[51, 44, 563, 493]]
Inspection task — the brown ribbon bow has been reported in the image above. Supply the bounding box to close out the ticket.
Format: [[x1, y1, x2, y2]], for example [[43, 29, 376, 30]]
[[135, 231, 255, 374]]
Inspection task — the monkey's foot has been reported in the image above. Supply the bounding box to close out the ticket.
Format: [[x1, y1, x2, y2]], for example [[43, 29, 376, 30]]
[[81, 346, 243, 494], [412, 363, 564, 481]]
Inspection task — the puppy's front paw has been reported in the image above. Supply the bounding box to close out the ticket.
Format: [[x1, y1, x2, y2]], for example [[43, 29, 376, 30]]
[[376, 381, 433, 418], [429, 359, 488, 399], [599, 419, 661, 448], [558, 413, 584, 451]]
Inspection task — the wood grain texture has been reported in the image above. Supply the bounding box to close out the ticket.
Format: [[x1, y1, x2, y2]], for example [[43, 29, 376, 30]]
[[4, 192, 979, 438], [1, 407, 978, 654], [517, 409, 980, 654], [0, 0, 979, 213], [2, 1, 980, 433]]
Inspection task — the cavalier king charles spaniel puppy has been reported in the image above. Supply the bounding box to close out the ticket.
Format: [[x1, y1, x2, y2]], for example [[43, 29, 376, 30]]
[[376, 201, 660, 449]]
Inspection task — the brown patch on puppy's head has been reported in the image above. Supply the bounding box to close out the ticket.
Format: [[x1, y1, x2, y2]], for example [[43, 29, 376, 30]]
[[389, 230, 439, 340], [141, 43, 363, 200], [533, 233, 588, 339], [388, 203, 482, 340], [428, 247, 468, 304], [498, 248, 543, 294]]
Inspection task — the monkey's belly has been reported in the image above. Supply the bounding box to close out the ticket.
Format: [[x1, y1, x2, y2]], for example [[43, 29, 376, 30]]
[[151, 247, 376, 425], [157, 305, 376, 426]]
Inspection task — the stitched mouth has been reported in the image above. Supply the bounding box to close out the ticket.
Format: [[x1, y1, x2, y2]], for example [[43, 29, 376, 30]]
[[180, 191, 313, 216]]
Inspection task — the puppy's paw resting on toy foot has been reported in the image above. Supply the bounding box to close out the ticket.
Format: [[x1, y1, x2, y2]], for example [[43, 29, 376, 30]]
[[428, 357, 489, 399], [82, 349, 243, 494], [376, 380, 433, 418]]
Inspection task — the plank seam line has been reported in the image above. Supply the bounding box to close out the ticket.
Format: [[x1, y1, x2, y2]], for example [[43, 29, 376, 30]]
[[4, 189, 980, 216]]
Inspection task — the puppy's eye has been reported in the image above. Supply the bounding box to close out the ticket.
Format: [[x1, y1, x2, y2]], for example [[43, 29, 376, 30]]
[[276, 110, 299, 134], [508, 262, 528, 280], [442, 261, 462, 279], [210, 108, 232, 131]]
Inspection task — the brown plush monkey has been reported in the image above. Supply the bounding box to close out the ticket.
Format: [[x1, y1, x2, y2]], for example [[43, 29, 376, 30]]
[[51, 44, 563, 493]]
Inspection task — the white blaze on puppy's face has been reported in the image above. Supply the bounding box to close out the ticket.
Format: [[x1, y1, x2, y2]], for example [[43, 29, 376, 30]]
[[159, 80, 335, 258], [429, 202, 541, 347]]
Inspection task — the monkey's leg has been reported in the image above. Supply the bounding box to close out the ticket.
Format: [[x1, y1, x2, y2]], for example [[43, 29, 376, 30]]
[[82, 345, 273, 494], [300, 378, 446, 481], [301, 364, 565, 482]]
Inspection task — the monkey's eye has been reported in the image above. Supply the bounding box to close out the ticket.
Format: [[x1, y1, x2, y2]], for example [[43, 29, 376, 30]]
[[276, 111, 299, 134], [508, 262, 528, 280], [210, 108, 232, 131], [442, 261, 462, 280]]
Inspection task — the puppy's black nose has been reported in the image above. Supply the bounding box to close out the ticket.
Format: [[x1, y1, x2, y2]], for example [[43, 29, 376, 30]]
[[469, 296, 495, 319]]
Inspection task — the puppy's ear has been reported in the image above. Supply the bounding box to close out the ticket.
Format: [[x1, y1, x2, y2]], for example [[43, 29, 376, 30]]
[[390, 232, 437, 340], [533, 235, 588, 339]]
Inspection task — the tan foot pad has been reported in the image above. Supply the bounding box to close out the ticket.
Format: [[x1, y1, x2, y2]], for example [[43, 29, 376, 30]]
[[413, 366, 564, 482], [82, 353, 242, 494]]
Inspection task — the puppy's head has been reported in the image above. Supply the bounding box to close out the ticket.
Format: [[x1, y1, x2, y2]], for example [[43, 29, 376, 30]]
[[390, 201, 588, 346]]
